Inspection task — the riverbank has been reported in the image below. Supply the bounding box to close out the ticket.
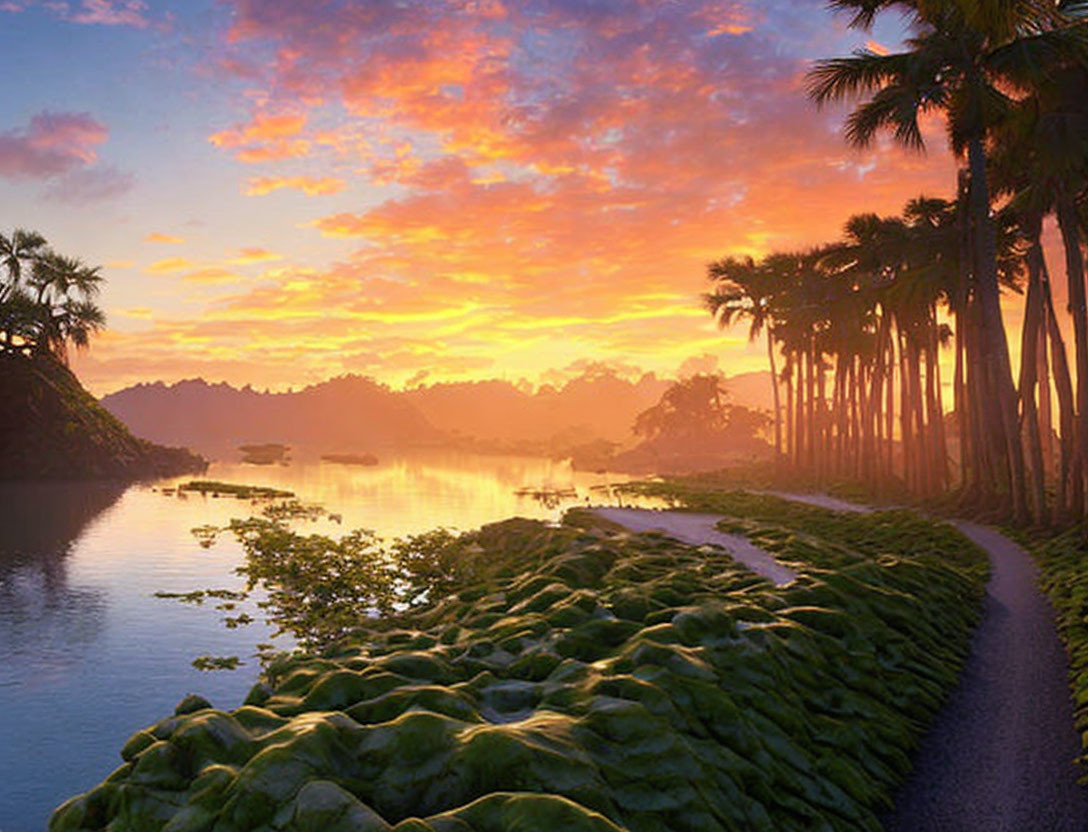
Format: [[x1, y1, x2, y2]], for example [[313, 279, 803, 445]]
[[53, 491, 987, 831]]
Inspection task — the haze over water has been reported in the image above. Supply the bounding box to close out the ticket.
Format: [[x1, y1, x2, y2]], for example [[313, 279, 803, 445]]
[[0, 452, 652, 832]]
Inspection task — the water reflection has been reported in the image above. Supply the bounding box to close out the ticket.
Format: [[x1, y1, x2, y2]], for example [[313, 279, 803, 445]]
[[0, 484, 122, 676], [0, 452, 659, 831]]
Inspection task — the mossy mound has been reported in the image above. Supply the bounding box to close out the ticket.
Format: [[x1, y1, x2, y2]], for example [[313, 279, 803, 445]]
[[0, 355, 205, 480], [1021, 525, 1088, 774], [52, 495, 987, 831]]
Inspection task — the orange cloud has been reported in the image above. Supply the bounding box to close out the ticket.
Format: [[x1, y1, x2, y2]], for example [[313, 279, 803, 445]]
[[229, 248, 283, 265], [209, 112, 310, 162], [145, 257, 195, 274], [181, 267, 241, 285], [245, 175, 344, 196], [144, 232, 184, 244]]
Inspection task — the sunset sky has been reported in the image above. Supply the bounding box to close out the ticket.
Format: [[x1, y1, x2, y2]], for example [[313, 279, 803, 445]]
[[0, 0, 971, 395]]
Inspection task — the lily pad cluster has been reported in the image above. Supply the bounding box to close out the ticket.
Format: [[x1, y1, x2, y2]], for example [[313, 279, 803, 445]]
[[51, 494, 986, 831]]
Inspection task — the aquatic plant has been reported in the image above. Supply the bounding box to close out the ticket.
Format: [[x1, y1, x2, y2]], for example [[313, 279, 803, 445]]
[[179, 481, 294, 500], [191, 655, 243, 672]]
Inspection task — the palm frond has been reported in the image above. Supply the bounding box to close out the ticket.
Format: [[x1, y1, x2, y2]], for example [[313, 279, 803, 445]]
[[844, 85, 927, 149], [807, 50, 914, 107]]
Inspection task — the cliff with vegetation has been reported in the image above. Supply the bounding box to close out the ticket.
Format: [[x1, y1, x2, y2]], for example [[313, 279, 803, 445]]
[[0, 354, 205, 480]]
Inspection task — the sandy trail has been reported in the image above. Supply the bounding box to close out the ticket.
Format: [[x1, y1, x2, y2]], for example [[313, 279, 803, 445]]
[[590, 507, 797, 586]]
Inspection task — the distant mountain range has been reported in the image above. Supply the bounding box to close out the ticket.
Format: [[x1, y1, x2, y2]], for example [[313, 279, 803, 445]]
[[100, 369, 773, 459]]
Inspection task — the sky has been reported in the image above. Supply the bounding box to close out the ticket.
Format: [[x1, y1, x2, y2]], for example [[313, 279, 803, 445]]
[[0, 0, 968, 396]]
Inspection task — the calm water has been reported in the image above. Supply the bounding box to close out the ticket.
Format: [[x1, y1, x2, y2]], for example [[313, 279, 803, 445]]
[[0, 452, 646, 831]]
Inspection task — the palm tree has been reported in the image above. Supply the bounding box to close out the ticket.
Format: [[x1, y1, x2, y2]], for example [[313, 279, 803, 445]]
[[704, 257, 784, 462], [0, 229, 48, 349], [27, 254, 104, 362], [807, 0, 1088, 520], [0, 232, 106, 362], [0, 229, 47, 300]]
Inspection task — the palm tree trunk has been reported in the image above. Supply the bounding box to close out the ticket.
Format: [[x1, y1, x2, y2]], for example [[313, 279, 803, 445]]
[[807, 343, 816, 471], [1043, 263, 1076, 523], [967, 135, 1027, 521], [886, 325, 896, 484], [1020, 235, 1048, 524], [926, 306, 948, 491], [1038, 306, 1054, 481], [767, 330, 782, 465], [785, 358, 795, 466], [1056, 189, 1088, 520]]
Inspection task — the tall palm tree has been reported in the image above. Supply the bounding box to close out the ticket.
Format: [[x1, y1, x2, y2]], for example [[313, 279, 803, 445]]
[[807, 0, 1087, 520], [705, 256, 784, 461]]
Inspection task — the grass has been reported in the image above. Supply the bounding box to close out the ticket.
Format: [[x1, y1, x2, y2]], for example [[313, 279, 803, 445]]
[[52, 490, 987, 832]]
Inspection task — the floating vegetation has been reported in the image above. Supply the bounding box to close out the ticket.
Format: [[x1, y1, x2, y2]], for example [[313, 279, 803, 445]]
[[238, 443, 289, 465], [61, 490, 988, 831], [153, 588, 247, 605], [515, 485, 578, 508], [190, 655, 243, 672], [321, 452, 379, 466], [178, 480, 294, 500]]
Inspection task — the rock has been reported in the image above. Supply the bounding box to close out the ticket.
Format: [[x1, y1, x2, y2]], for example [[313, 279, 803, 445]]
[[175, 694, 212, 716], [289, 780, 391, 831]]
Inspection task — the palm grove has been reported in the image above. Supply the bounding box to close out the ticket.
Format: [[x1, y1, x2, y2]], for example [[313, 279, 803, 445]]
[[706, 0, 1088, 526], [0, 230, 105, 362]]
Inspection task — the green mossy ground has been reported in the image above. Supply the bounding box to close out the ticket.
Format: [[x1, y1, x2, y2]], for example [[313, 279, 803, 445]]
[[52, 492, 987, 831]]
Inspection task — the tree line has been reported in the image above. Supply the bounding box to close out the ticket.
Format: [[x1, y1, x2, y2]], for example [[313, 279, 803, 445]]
[[0, 229, 105, 363], [706, 0, 1088, 526]]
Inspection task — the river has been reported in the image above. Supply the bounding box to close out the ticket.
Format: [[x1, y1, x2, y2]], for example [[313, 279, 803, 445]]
[[0, 451, 648, 831]]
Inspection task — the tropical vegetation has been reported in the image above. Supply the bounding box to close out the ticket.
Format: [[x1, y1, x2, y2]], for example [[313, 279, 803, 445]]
[[1, 228, 106, 362], [706, 0, 1088, 526]]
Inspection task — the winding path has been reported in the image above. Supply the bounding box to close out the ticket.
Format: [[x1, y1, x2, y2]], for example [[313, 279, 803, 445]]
[[593, 496, 1088, 831], [591, 507, 797, 586]]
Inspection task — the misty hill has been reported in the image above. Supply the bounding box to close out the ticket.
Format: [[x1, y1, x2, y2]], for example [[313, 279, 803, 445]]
[[101, 375, 440, 452], [99, 368, 771, 459], [721, 371, 774, 413], [0, 355, 204, 480], [404, 370, 670, 445]]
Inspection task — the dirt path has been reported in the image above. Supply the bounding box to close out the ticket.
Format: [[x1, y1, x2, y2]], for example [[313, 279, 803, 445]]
[[597, 496, 1088, 830], [591, 507, 797, 586]]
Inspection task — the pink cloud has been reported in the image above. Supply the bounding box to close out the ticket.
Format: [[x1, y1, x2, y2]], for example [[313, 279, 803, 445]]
[[67, 0, 149, 27], [0, 111, 108, 180], [43, 163, 134, 203], [2, 0, 152, 26]]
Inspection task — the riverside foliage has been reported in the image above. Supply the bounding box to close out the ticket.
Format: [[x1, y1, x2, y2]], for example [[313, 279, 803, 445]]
[[53, 492, 986, 831]]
